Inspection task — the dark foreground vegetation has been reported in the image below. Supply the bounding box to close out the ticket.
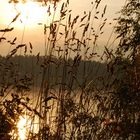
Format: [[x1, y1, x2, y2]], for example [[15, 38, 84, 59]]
[[0, 0, 140, 139]]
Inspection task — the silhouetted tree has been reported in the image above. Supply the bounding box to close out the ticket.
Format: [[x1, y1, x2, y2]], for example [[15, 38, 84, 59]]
[[107, 0, 140, 139], [115, 0, 140, 59]]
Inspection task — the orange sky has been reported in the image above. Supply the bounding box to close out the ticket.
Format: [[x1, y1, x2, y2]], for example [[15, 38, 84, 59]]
[[0, 0, 126, 56]]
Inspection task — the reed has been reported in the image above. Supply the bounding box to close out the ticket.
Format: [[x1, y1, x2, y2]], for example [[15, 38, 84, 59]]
[[0, 0, 140, 139]]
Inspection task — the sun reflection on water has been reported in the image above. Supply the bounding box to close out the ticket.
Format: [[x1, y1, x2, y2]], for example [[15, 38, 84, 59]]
[[17, 116, 28, 140], [17, 115, 39, 140]]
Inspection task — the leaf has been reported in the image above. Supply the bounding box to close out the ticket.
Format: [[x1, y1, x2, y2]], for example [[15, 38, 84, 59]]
[[29, 42, 33, 50], [0, 37, 6, 42], [88, 12, 91, 21], [96, 11, 100, 14], [11, 37, 17, 45], [24, 45, 27, 54], [81, 15, 87, 22], [17, 44, 26, 48], [68, 14, 71, 26], [0, 27, 14, 32], [103, 5, 107, 15], [79, 24, 85, 27], [100, 22, 106, 31], [94, 16, 98, 19], [38, 23, 43, 25], [11, 13, 20, 23]]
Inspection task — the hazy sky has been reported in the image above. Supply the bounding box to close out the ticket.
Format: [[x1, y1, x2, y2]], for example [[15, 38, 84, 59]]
[[0, 0, 126, 56]]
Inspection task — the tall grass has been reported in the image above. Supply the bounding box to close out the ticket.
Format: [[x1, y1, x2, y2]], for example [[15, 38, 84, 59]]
[[0, 0, 139, 140], [0, 0, 113, 139]]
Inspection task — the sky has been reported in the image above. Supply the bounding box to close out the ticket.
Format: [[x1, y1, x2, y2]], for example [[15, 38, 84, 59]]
[[0, 0, 126, 56]]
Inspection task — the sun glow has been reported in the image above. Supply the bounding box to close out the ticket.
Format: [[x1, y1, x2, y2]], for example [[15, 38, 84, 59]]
[[1, 0, 62, 30], [14, 1, 47, 27]]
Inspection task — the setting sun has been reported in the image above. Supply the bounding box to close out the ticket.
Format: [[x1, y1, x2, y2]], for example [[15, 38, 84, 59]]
[[3, 0, 62, 29], [13, 1, 47, 27], [0, 0, 51, 29]]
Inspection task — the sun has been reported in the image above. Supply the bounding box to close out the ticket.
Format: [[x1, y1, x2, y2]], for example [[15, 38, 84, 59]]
[[14, 1, 47, 27], [1, 0, 62, 29]]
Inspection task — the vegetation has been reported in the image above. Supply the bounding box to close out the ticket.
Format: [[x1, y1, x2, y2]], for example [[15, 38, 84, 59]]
[[0, 0, 139, 139]]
